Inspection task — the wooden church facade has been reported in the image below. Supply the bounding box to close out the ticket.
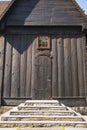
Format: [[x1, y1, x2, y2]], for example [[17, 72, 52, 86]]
[[0, 0, 87, 106]]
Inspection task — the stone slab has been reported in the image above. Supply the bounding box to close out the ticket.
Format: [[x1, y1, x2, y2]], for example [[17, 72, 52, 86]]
[[19, 128, 87, 130], [0, 128, 87, 130], [0, 127, 87, 130], [0, 128, 17, 130]]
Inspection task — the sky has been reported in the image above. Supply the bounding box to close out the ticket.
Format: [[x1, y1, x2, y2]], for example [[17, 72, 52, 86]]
[[0, 0, 87, 14], [76, 0, 87, 14]]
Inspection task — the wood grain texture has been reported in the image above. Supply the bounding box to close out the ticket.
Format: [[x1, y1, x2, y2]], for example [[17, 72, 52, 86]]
[[0, 36, 4, 105], [20, 35, 27, 97], [71, 38, 79, 96], [11, 35, 20, 98], [77, 37, 84, 96], [3, 35, 12, 98], [31, 36, 37, 99], [57, 38, 64, 97], [0, 27, 87, 105], [52, 36, 58, 97], [82, 36, 86, 99], [5, 0, 86, 26], [64, 38, 72, 96], [26, 35, 32, 98]]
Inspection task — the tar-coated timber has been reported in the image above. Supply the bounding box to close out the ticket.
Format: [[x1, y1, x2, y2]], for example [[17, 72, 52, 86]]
[[3, 35, 13, 98], [52, 36, 58, 97], [57, 38, 64, 97], [20, 35, 27, 97], [71, 38, 79, 96], [11, 35, 20, 98], [77, 37, 84, 96], [0, 35, 4, 105], [64, 38, 72, 96], [26, 35, 32, 98]]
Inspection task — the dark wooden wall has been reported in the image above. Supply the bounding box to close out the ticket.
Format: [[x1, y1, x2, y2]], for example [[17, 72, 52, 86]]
[[5, 0, 86, 26], [0, 27, 86, 105]]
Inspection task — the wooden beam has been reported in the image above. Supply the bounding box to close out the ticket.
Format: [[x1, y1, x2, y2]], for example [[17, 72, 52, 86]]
[[26, 35, 32, 98], [77, 37, 85, 96], [82, 36, 87, 101], [11, 35, 20, 98], [31, 36, 37, 99], [3, 35, 13, 98], [20, 35, 27, 97], [52, 36, 58, 97], [71, 38, 79, 96], [0, 35, 5, 105], [64, 38, 72, 96], [57, 38, 64, 96]]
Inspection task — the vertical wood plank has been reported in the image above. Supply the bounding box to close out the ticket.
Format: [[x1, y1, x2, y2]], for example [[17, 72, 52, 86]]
[[11, 35, 20, 98], [71, 38, 79, 96], [82, 36, 86, 99], [77, 37, 84, 96], [26, 35, 32, 97], [64, 38, 72, 96], [31, 35, 37, 99], [57, 38, 64, 97], [0, 35, 4, 105], [3, 35, 12, 98], [52, 36, 58, 97], [20, 35, 27, 97]]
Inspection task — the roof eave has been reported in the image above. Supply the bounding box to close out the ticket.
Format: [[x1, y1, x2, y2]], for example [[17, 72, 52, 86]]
[[72, 0, 87, 23], [0, 0, 16, 21]]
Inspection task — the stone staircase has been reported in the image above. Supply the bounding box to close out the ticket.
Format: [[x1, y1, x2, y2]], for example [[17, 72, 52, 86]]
[[0, 100, 87, 127]]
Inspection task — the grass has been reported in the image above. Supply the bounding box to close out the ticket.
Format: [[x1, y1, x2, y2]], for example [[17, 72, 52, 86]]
[[0, 106, 12, 115]]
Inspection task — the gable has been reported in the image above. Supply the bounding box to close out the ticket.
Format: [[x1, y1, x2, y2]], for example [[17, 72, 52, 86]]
[[0, 1, 10, 17], [1, 0, 87, 26]]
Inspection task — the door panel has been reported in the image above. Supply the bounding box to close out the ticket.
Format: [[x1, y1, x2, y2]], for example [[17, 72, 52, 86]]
[[32, 54, 52, 99], [32, 48, 51, 99]]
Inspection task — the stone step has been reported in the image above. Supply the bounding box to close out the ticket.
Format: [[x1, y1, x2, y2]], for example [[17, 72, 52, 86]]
[[18, 104, 66, 111], [0, 100, 87, 128], [24, 100, 60, 106], [1, 115, 84, 121], [10, 110, 75, 116], [0, 121, 87, 127]]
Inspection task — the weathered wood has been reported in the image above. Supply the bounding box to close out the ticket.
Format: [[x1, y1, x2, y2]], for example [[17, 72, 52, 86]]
[[52, 36, 58, 97], [3, 35, 12, 98], [82, 36, 86, 100], [20, 35, 27, 97], [11, 35, 20, 98], [2, 98, 31, 106], [4, 0, 86, 26], [26, 35, 32, 98], [57, 38, 64, 97], [71, 38, 79, 96], [34, 54, 51, 99], [6, 26, 82, 35], [0, 36, 4, 105], [31, 35, 37, 99], [77, 37, 84, 96], [64, 38, 72, 96]]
